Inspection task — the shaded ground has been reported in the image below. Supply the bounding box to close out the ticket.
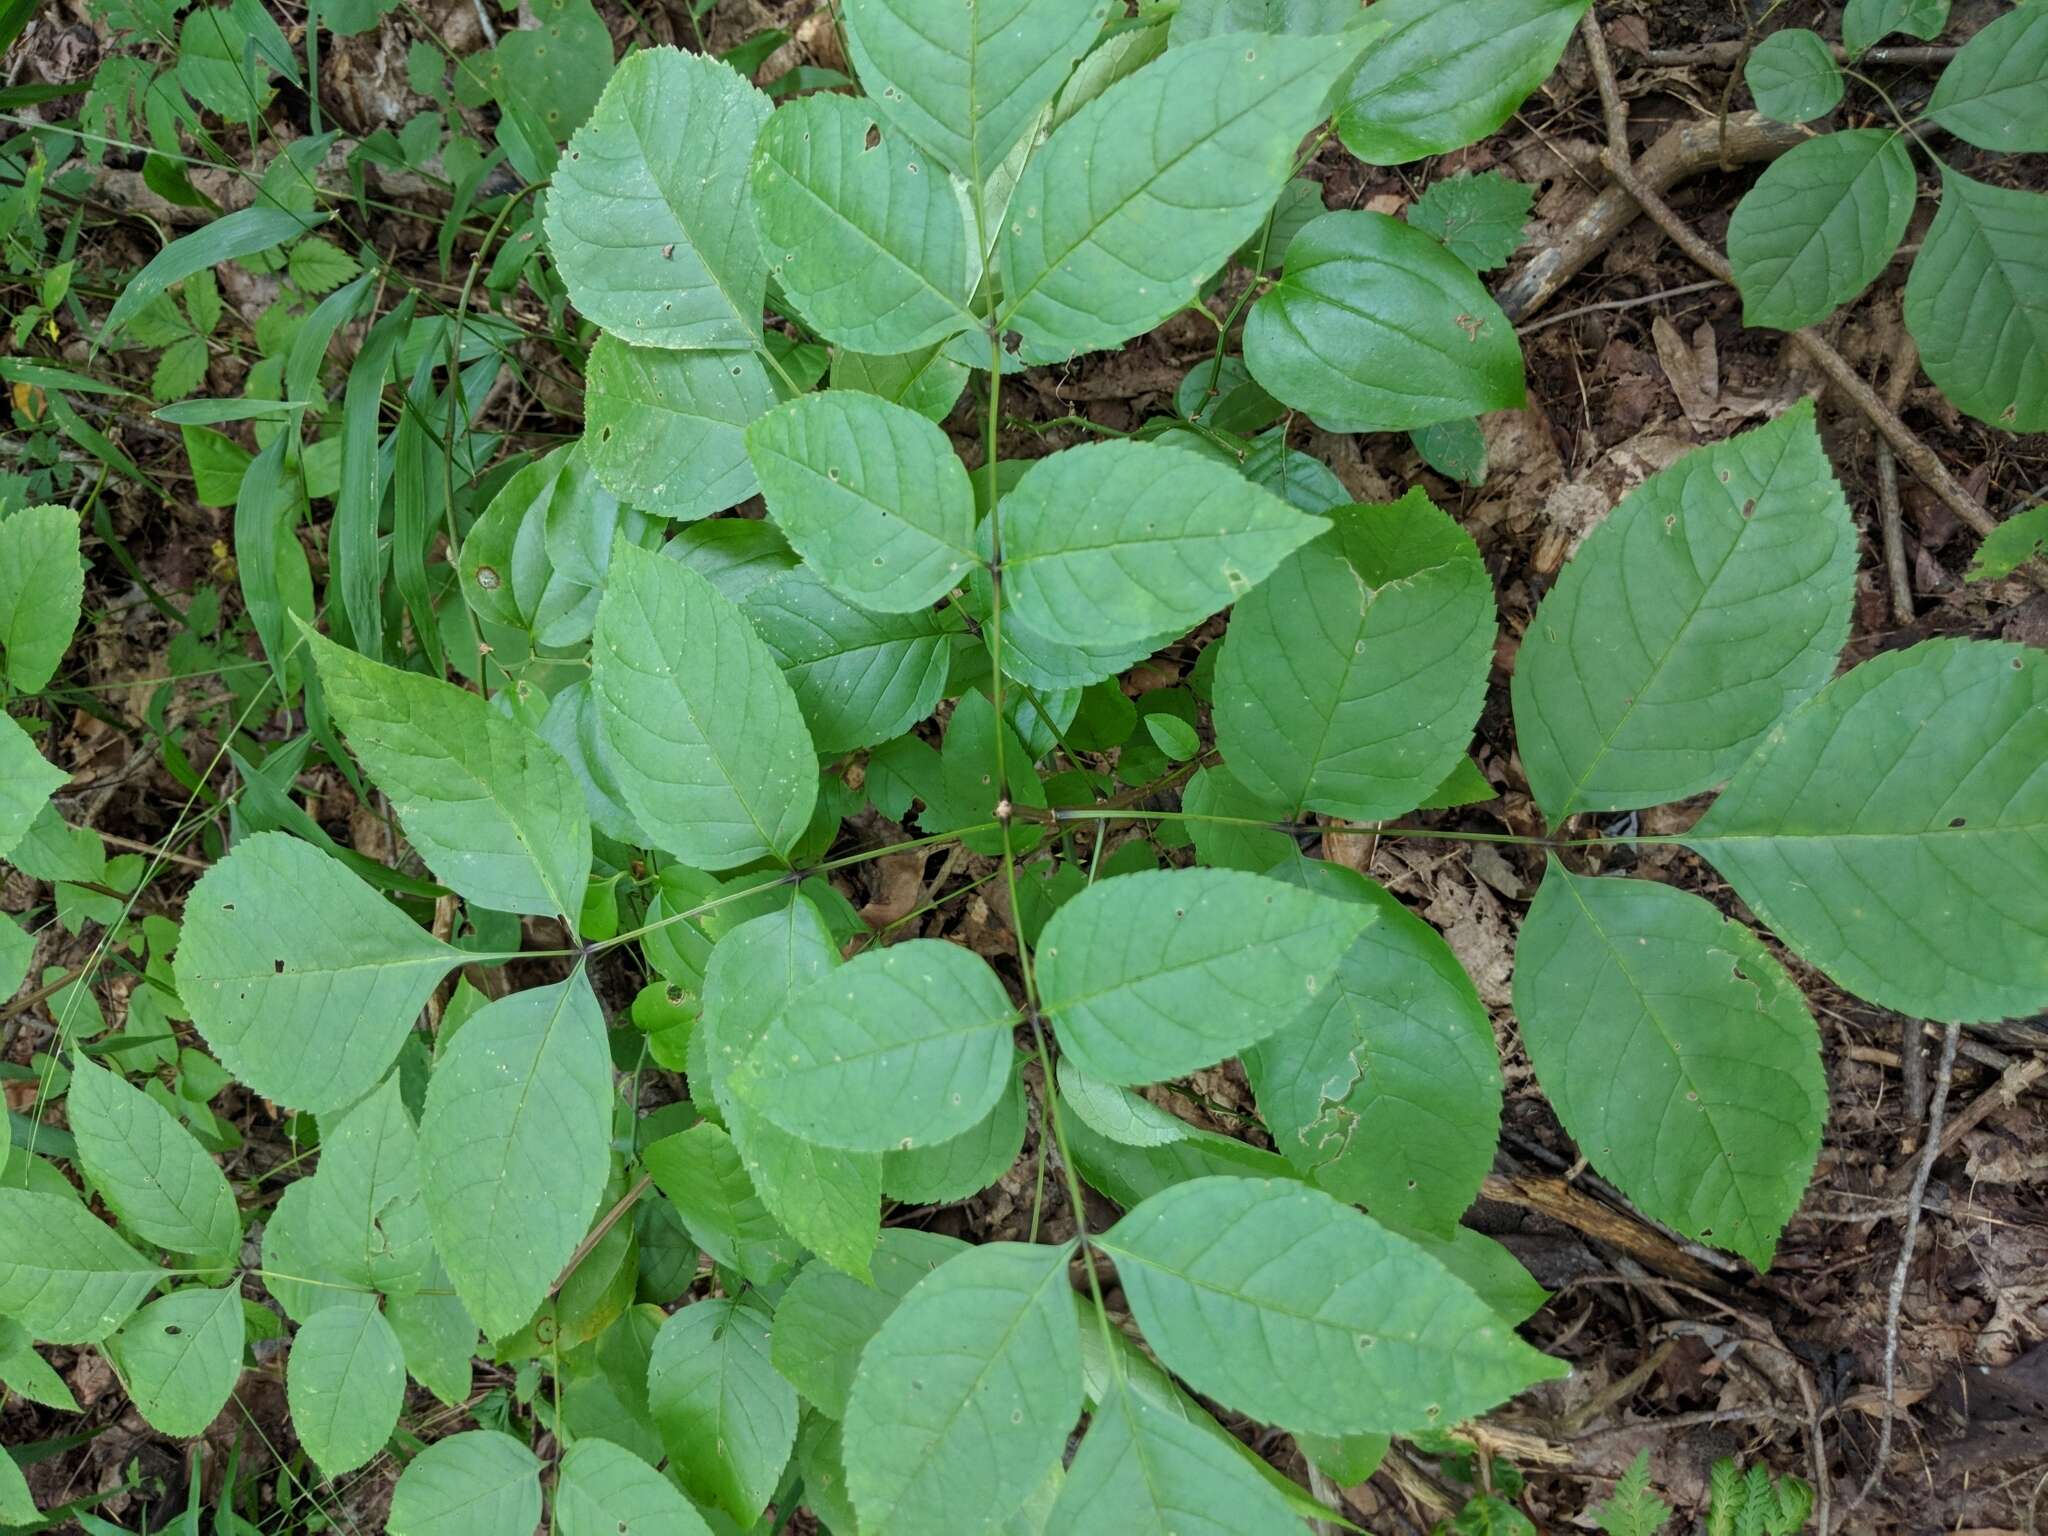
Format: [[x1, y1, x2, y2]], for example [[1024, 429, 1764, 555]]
[[3, 0, 2046, 1531]]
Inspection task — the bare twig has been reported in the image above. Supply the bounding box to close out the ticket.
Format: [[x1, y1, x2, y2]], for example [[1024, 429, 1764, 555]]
[[1875, 333, 1920, 627], [1883, 1052, 2048, 1196], [547, 1172, 654, 1299], [1846, 1021, 1961, 1523], [1875, 444, 1914, 625], [1517, 279, 1724, 336], [0, 963, 88, 1023], [96, 829, 211, 872], [1581, 10, 1630, 163]]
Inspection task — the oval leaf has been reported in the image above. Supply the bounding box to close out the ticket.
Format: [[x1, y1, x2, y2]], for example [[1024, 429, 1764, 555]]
[[1099, 1176, 1565, 1436], [1245, 210, 1523, 432], [1216, 489, 1496, 820], [1728, 129, 1916, 332], [746, 390, 980, 613], [174, 833, 458, 1113], [996, 439, 1327, 649], [418, 973, 612, 1339], [306, 627, 592, 920], [998, 31, 1367, 355], [556, 1438, 715, 1536], [1926, 3, 2048, 153], [107, 1286, 244, 1437], [843, 0, 1105, 181], [544, 47, 771, 349], [69, 1054, 239, 1262], [1688, 639, 2048, 1023], [749, 93, 978, 353], [1513, 862, 1826, 1266], [387, 1431, 542, 1536], [1334, 0, 1590, 165], [843, 1242, 1081, 1534], [0, 1189, 160, 1343], [735, 939, 1018, 1151], [585, 337, 775, 521], [648, 1300, 797, 1525], [1244, 869, 1501, 1237], [1036, 867, 1375, 1085], [1903, 169, 2048, 433], [287, 1304, 407, 1477], [1510, 402, 1855, 821], [592, 541, 818, 871], [1745, 28, 1845, 123]]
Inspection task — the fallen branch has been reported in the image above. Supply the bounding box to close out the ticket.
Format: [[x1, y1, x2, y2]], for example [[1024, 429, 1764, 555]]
[[1494, 112, 1807, 324], [1600, 151, 2011, 552], [1640, 41, 1957, 67]]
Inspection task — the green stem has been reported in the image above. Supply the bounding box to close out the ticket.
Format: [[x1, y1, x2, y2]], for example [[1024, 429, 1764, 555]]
[[980, 328, 1122, 1370]]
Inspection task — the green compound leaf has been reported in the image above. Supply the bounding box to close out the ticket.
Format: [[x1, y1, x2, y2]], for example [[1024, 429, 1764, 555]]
[[286, 1304, 406, 1477], [771, 1230, 969, 1417], [305, 628, 591, 921], [735, 939, 1018, 1151], [1970, 503, 2048, 582], [1245, 210, 1524, 432], [592, 541, 818, 871], [174, 833, 458, 1113], [0, 503, 83, 693], [418, 973, 612, 1340], [387, 1431, 543, 1536], [1745, 29, 1845, 124], [1058, 1059, 1193, 1148], [643, 1123, 802, 1289], [1049, 1374, 1308, 1536], [1215, 489, 1496, 822], [584, 338, 775, 522], [1904, 169, 2048, 433], [107, 1286, 243, 1437], [841, 0, 1106, 185], [0, 1316, 77, 1412], [458, 443, 658, 651], [1114, 1179, 1556, 1441], [1408, 171, 1534, 273], [997, 31, 1367, 355], [746, 390, 980, 613], [0, 1189, 159, 1343], [1688, 639, 2048, 1024], [1510, 402, 1856, 821], [1244, 867, 1501, 1237], [699, 902, 881, 1281], [749, 93, 979, 353], [1513, 863, 1826, 1267], [1334, 0, 1590, 165], [1036, 867, 1375, 1085], [1927, 3, 2048, 153], [68, 1054, 238, 1262], [555, 1437, 715, 1536], [1728, 130, 1917, 332], [882, 1064, 1031, 1202], [0, 1434, 33, 1524], [1843, 0, 1949, 55], [742, 569, 954, 755], [545, 47, 771, 349], [830, 344, 970, 423], [304, 1073, 435, 1295], [0, 713, 67, 863], [995, 439, 1327, 649], [1100, 1177, 1565, 1436], [1169, 0, 1356, 42], [843, 1241, 1082, 1535], [648, 1300, 798, 1525]]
